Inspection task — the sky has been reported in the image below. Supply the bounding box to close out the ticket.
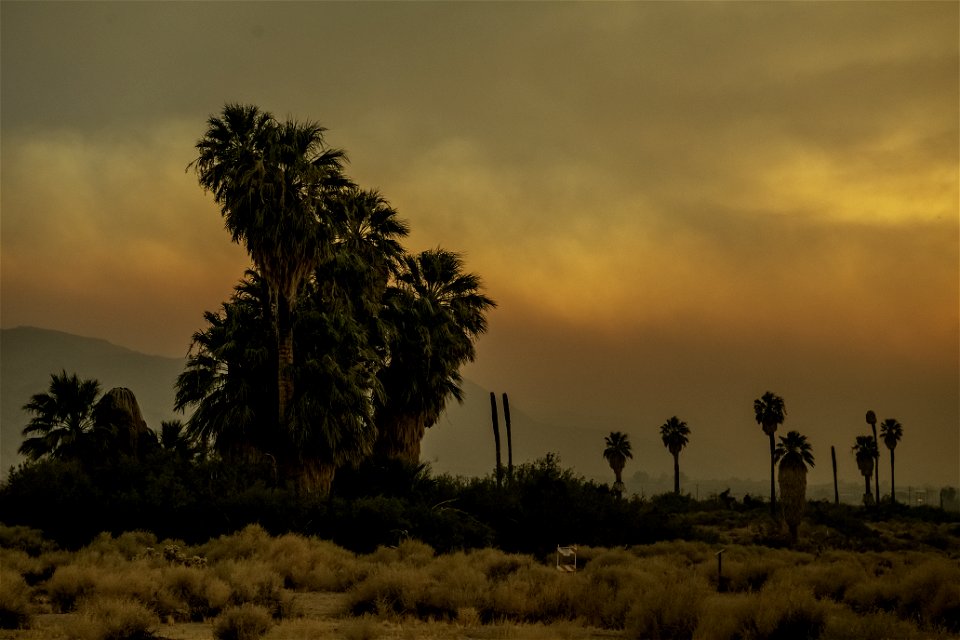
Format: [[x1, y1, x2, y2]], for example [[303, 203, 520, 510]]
[[2, 2, 958, 488]]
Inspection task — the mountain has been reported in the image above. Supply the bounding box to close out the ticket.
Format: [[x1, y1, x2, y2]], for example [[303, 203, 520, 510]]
[[1, 326, 607, 482]]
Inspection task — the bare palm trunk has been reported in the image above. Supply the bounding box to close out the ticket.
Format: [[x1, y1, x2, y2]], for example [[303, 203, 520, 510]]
[[502, 393, 513, 481], [831, 446, 839, 505], [890, 449, 896, 504], [276, 294, 294, 427], [769, 432, 777, 516], [490, 392, 502, 488], [870, 423, 880, 506], [673, 452, 681, 495]]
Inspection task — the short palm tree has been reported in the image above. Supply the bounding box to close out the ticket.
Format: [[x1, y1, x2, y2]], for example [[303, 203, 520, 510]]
[[754, 391, 786, 515], [19, 371, 101, 461], [191, 103, 350, 429], [659, 416, 690, 495], [774, 430, 815, 543], [879, 418, 903, 504], [853, 435, 878, 505], [603, 431, 633, 494], [374, 249, 495, 463]]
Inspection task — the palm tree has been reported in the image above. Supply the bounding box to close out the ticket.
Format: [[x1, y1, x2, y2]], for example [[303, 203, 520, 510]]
[[374, 249, 495, 463], [879, 418, 903, 504], [19, 371, 101, 461], [865, 410, 880, 506], [659, 416, 690, 495], [853, 435, 878, 505], [190, 103, 350, 428], [754, 391, 786, 515], [603, 431, 633, 495], [774, 430, 815, 543]]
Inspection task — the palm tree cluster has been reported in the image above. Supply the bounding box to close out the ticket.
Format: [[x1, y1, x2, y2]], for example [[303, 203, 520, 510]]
[[857, 410, 903, 505], [19, 371, 166, 464], [176, 103, 495, 495]]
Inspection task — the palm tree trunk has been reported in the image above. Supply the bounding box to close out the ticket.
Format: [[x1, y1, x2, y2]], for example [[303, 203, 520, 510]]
[[502, 393, 513, 481], [831, 446, 839, 505], [870, 423, 880, 507], [374, 413, 424, 463], [276, 293, 294, 427], [292, 457, 335, 497], [769, 432, 777, 516], [490, 392, 502, 488], [673, 452, 681, 495], [890, 449, 896, 504]]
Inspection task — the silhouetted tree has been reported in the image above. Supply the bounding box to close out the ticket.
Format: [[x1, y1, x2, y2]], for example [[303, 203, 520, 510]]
[[659, 416, 690, 495], [880, 418, 903, 504], [490, 392, 502, 487], [866, 410, 880, 507], [502, 392, 513, 480], [853, 435, 878, 506], [754, 391, 786, 516], [774, 430, 814, 543], [190, 103, 350, 429], [602, 431, 633, 495], [374, 249, 495, 463], [19, 371, 101, 462]]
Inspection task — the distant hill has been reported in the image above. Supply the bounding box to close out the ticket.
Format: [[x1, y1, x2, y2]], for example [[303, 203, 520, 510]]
[[1, 326, 604, 482]]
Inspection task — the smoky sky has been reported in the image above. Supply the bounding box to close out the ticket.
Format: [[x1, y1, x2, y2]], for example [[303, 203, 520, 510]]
[[2, 1, 957, 485]]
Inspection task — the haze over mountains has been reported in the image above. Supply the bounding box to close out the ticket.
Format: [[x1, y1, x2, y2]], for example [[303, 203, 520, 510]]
[[1, 327, 949, 504], [0, 326, 602, 482]]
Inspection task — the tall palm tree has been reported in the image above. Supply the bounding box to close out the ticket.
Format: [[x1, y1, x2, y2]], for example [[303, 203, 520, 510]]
[[374, 249, 495, 463], [19, 371, 101, 461], [190, 103, 350, 428], [754, 391, 786, 516], [879, 418, 903, 504], [603, 431, 633, 494], [774, 430, 815, 543], [853, 435, 878, 506], [659, 416, 690, 495], [865, 410, 880, 506]]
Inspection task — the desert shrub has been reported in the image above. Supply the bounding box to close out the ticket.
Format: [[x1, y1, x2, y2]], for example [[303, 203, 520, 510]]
[[623, 571, 710, 640], [263, 618, 333, 640], [348, 564, 456, 620], [84, 531, 158, 561], [478, 564, 583, 624], [264, 532, 363, 591], [47, 563, 99, 612], [752, 582, 826, 640], [823, 605, 926, 640], [0, 569, 33, 629], [895, 559, 960, 631], [790, 553, 868, 601], [67, 596, 158, 640], [215, 559, 294, 618], [202, 524, 272, 563], [213, 603, 273, 640], [694, 593, 758, 640], [0, 523, 53, 555], [157, 564, 231, 621]]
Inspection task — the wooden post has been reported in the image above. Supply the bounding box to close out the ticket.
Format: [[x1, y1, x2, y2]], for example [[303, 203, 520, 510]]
[[831, 446, 839, 505], [716, 549, 726, 592]]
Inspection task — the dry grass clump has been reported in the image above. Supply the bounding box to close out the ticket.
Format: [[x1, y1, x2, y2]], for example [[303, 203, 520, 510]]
[[156, 563, 232, 621], [212, 603, 273, 640], [0, 568, 34, 629], [66, 596, 159, 640], [214, 559, 296, 619]]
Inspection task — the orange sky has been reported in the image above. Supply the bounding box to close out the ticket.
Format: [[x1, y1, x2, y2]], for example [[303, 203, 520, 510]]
[[2, 2, 957, 486]]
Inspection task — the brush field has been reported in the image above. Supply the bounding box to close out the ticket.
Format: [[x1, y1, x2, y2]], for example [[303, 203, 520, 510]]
[[1, 516, 958, 640]]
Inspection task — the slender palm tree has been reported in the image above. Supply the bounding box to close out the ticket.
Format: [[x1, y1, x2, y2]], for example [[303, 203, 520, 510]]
[[19, 371, 101, 461], [190, 103, 350, 428], [865, 410, 880, 506], [774, 430, 815, 543], [603, 431, 633, 495], [374, 249, 495, 463], [659, 416, 690, 495], [754, 391, 786, 515], [853, 435, 878, 506], [879, 418, 903, 504]]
